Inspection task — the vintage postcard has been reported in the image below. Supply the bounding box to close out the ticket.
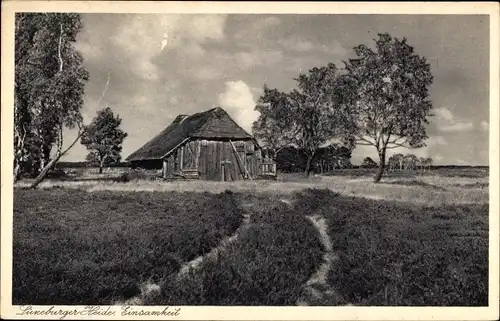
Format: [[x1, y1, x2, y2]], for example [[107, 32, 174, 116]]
[[1, 1, 499, 320]]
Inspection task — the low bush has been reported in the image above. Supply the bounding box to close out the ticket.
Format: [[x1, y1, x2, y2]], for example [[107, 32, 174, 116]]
[[113, 169, 160, 182]]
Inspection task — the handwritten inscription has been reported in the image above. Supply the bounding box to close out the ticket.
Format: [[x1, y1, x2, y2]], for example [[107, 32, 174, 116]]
[[16, 305, 181, 319], [121, 306, 182, 317]]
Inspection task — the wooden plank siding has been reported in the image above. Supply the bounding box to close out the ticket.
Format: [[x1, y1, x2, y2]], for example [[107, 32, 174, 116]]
[[161, 138, 266, 180]]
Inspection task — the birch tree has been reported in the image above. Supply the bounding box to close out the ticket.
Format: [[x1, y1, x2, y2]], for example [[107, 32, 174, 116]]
[[14, 13, 89, 187]]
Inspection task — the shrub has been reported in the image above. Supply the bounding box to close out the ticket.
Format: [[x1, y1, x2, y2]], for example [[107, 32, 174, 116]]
[[113, 169, 159, 183]]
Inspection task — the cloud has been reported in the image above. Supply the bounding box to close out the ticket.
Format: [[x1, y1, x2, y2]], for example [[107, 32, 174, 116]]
[[427, 136, 448, 146], [233, 16, 281, 42], [433, 106, 474, 133], [440, 122, 474, 133], [480, 120, 489, 131], [194, 65, 225, 80], [74, 41, 103, 62], [217, 80, 260, 134], [109, 14, 227, 80], [234, 50, 284, 70], [278, 38, 348, 57], [434, 107, 455, 121]]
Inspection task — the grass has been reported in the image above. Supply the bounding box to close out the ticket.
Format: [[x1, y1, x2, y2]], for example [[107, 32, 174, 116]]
[[12, 167, 490, 306], [15, 170, 489, 205], [13, 189, 242, 305], [293, 189, 488, 306], [154, 198, 324, 305]]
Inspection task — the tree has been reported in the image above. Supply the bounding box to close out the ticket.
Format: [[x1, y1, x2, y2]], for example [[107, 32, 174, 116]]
[[14, 13, 89, 188], [423, 157, 433, 171], [339, 33, 434, 182], [388, 153, 403, 171], [81, 107, 128, 174], [253, 63, 350, 176], [417, 156, 433, 171], [291, 63, 349, 175], [252, 85, 295, 161], [403, 154, 418, 171], [313, 144, 352, 172]]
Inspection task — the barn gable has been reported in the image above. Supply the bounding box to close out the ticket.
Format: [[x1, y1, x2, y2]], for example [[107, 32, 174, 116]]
[[126, 107, 254, 162]]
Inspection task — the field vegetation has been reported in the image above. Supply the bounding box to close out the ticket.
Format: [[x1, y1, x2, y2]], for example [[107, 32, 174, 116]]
[[13, 189, 242, 305], [13, 167, 489, 306]]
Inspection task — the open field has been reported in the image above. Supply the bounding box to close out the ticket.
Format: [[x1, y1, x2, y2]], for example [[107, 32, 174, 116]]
[[17, 167, 489, 205], [13, 167, 489, 306]]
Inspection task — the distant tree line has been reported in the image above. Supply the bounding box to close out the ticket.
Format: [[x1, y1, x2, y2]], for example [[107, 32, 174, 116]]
[[360, 154, 433, 171], [388, 154, 433, 171], [267, 144, 352, 173]]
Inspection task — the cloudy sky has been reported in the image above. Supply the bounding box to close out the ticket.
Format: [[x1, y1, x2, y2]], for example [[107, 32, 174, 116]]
[[63, 14, 489, 165]]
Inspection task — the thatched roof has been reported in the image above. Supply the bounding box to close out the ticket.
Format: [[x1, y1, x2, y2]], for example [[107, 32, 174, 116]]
[[126, 107, 254, 161]]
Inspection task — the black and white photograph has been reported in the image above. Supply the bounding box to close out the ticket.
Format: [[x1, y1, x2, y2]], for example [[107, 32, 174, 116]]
[[1, 1, 499, 320]]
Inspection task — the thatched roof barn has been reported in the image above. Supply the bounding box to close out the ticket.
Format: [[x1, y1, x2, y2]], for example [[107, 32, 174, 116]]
[[126, 107, 275, 181]]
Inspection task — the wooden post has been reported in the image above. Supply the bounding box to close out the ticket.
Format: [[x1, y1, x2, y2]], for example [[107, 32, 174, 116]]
[[162, 159, 167, 179], [195, 140, 201, 171], [180, 145, 184, 171], [229, 140, 253, 181], [221, 161, 225, 182]]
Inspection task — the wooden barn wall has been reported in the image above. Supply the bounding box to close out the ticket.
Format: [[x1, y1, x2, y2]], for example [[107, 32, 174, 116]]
[[162, 139, 263, 180]]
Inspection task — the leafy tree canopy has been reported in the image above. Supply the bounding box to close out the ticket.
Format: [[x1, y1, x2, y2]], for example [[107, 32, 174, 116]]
[[81, 107, 128, 172]]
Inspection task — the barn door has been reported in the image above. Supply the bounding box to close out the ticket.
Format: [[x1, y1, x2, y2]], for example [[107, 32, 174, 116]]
[[221, 160, 234, 181]]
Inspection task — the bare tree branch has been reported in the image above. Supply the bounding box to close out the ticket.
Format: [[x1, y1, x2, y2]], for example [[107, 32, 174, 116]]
[[355, 135, 377, 146]]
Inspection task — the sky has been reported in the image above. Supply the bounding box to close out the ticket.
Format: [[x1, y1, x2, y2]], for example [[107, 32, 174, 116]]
[[62, 14, 490, 165]]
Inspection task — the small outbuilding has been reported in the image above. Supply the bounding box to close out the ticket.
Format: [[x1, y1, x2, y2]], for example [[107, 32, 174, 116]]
[[126, 107, 276, 181]]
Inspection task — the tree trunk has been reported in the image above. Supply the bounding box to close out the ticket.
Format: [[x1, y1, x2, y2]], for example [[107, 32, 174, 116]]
[[30, 125, 84, 189], [304, 154, 314, 177], [374, 149, 386, 183], [14, 161, 22, 183], [99, 157, 105, 174], [39, 153, 46, 174], [30, 154, 60, 189]]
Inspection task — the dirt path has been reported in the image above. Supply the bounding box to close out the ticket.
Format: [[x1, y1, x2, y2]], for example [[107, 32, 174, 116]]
[[295, 215, 348, 306], [115, 204, 253, 306], [176, 211, 251, 279], [277, 199, 348, 306], [116, 199, 347, 306]]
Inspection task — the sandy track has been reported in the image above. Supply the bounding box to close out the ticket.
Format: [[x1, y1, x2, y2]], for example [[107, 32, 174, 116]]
[[296, 215, 348, 306]]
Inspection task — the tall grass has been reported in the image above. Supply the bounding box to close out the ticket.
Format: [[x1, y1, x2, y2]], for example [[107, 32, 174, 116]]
[[293, 189, 488, 306]]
